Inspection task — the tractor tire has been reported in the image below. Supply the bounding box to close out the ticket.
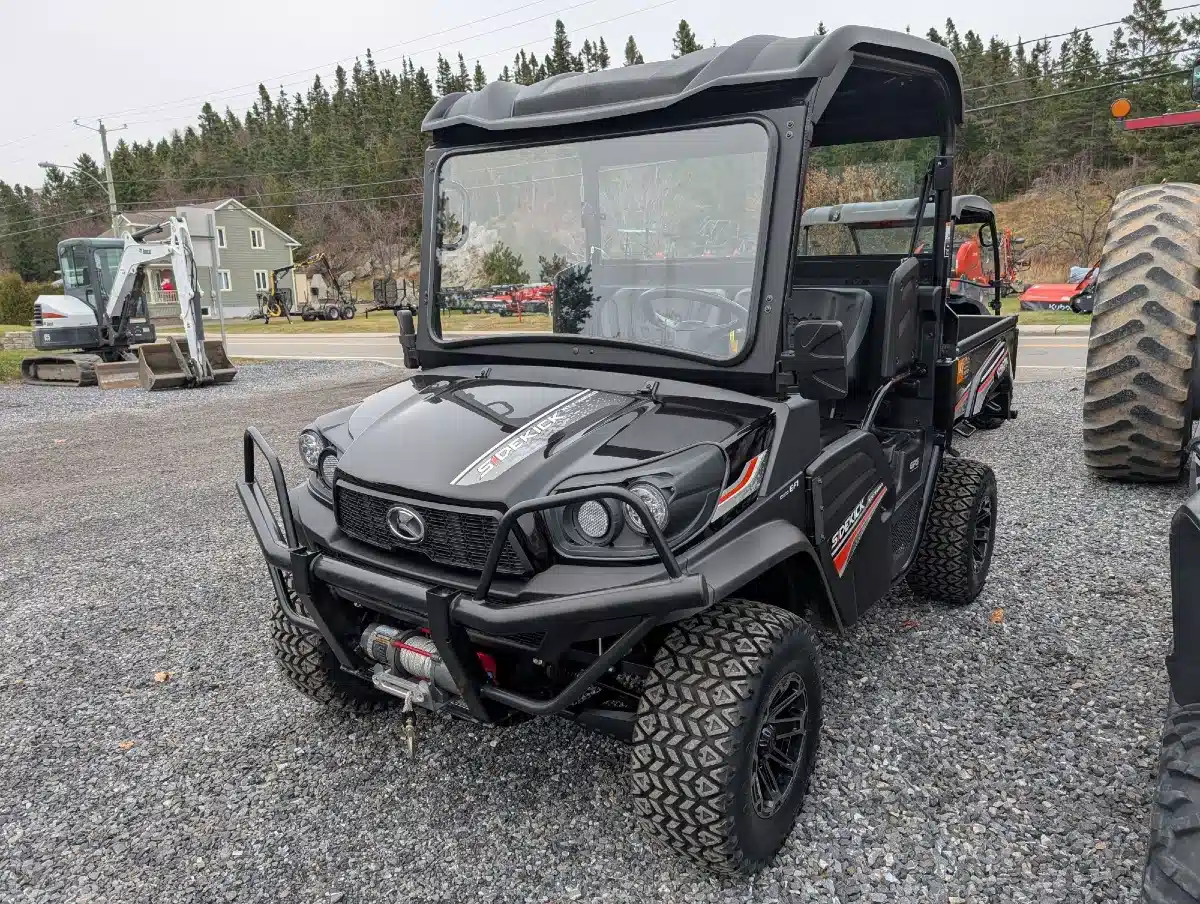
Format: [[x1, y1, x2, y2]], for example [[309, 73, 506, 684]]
[[631, 599, 822, 875], [1141, 701, 1200, 903], [301, 310, 318, 322], [324, 305, 341, 321], [341, 304, 357, 320], [270, 585, 393, 713], [906, 457, 997, 606], [1083, 183, 1200, 482]]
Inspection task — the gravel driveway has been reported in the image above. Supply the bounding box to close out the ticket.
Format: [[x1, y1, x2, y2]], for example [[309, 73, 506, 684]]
[[0, 365, 1182, 903]]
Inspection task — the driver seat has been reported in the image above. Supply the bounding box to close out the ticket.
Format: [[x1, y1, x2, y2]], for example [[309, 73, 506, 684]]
[[786, 287, 874, 388]]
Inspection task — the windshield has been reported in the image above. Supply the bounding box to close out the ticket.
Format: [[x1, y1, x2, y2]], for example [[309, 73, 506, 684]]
[[93, 247, 122, 295], [804, 221, 935, 256], [434, 123, 770, 362]]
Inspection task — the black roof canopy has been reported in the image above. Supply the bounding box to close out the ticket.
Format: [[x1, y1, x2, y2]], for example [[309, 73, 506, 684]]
[[423, 27, 963, 146], [800, 195, 995, 228]]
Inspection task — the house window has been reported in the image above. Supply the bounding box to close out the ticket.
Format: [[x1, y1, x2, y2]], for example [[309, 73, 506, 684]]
[[249, 227, 265, 249], [201, 306, 211, 317], [254, 270, 270, 292], [218, 270, 232, 291], [216, 227, 227, 249]]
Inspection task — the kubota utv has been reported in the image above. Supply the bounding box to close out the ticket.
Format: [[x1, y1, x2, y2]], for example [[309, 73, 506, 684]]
[[239, 27, 1019, 874]]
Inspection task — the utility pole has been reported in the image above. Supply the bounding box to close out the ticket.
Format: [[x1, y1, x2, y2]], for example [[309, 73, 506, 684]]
[[74, 118, 126, 234]]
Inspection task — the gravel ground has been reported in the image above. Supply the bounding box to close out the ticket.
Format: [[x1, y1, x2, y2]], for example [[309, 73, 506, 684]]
[[0, 369, 1182, 903]]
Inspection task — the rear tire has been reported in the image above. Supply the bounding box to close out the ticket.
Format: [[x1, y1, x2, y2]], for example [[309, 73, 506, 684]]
[[1142, 701, 1200, 903], [325, 305, 341, 321], [341, 304, 356, 320], [270, 584, 393, 713], [907, 457, 997, 606], [1083, 183, 1200, 482], [631, 600, 822, 875]]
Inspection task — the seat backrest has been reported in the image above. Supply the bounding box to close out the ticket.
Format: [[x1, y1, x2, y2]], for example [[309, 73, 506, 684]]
[[786, 287, 874, 387]]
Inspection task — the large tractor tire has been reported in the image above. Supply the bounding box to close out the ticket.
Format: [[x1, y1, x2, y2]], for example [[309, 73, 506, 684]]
[[1083, 183, 1200, 482]]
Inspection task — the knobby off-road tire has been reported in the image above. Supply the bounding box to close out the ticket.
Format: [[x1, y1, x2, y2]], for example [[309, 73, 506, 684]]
[[1083, 183, 1200, 483], [1142, 701, 1200, 903], [270, 585, 393, 713], [630, 600, 822, 875], [907, 457, 997, 606]]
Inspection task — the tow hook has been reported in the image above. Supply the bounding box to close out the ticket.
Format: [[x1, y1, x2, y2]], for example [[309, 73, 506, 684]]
[[401, 696, 416, 759]]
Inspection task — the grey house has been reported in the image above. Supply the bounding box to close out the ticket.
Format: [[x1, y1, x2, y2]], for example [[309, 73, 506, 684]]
[[105, 200, 301, 319]]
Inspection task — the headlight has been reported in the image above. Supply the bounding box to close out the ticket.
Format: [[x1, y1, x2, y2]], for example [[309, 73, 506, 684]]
[[545, 444, 727, 561], [625, 483, 669, 535], [299, 430, 325, 469]]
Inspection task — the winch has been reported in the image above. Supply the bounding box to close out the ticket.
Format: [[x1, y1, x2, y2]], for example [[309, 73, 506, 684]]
[[359, 623, 499, 758]]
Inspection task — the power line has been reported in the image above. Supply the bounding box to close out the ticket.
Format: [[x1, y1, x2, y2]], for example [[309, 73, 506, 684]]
[[993, 3, 1200, 53], [109, 154, 426, 186], [82, 0, 596, 122], [966, 42, 1200, 93], [0, 190, 427, 242], [114, 0, 677, 132], [966, 67, 1190, 112], [0, 211, 103, 241], [116, 175, 426, 212], [114, 0, 612, 126]]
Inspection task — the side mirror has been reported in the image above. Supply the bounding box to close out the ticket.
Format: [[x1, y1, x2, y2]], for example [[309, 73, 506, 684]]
[[396, 308, 420, 369], [779, 320, 848, 400]]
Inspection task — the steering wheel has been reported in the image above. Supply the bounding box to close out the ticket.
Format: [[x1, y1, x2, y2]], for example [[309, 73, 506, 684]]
[[633, 287, 748, 356]]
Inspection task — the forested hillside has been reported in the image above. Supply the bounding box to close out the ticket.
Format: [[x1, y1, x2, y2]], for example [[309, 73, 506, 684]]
[[2, 0, 1199, 281]]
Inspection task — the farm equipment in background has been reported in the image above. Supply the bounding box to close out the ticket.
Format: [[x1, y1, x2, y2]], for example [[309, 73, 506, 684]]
[[365, 276, 417, 317], [284, 251, 357, 322], [1018, 265, 1096, 312], [23, 218, 235, 390], [953, 226, 1027, 297]]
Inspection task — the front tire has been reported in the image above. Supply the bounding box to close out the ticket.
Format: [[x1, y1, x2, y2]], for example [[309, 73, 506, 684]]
[[270, 584, 393, 713], [631, 600, 822, 875], [907, 457, 997, 605], [1142, 701, 1200, 903]]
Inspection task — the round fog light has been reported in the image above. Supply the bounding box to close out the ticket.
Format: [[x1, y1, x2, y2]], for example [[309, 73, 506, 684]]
[[318, 450, 339, 487], [625, 483, 668, 536], [574, 500, 612, 542]]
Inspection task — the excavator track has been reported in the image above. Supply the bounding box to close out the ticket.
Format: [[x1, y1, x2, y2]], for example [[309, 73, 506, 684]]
[[20, 354, 102, 387]]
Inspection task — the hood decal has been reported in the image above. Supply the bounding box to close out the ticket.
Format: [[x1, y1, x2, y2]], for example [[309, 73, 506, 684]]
[[451, 389, 625, 486]]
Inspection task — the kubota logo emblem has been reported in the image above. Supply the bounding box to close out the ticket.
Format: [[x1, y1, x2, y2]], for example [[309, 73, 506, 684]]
[[830, 483, 887, 577], [386, 505, 425, 543]]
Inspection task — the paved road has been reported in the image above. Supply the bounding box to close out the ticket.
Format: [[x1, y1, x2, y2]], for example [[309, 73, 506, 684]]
[[220, 331, 1088, 381]]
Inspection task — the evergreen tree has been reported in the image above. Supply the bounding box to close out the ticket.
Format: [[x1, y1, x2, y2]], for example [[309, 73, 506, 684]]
[[624, 35, 645, 66], [473, 62, 487, 91], [672, 20, 702, 57], [817, 22, 828, 36], [596, 38, 611, 70], [548, 20, 575, 76]]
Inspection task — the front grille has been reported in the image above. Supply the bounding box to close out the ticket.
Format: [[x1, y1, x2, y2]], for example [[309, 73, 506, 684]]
[[335, 484, 527, 576]]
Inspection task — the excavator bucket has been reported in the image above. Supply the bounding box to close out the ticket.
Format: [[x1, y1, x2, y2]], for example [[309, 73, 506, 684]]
[[137, 338, 193, 390], [203, 339, 238, 385], [93, 359, 142, 390], [135, 337, 238, 389]]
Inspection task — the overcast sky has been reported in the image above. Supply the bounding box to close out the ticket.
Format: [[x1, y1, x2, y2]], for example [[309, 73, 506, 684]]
[[1, 0, 1134, 188]]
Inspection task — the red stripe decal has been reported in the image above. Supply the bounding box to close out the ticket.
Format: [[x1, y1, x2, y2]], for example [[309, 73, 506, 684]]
[[831, 485, 887, 577]]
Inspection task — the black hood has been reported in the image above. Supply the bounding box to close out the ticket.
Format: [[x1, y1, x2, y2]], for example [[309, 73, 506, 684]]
[[339, 366, 772, 507]]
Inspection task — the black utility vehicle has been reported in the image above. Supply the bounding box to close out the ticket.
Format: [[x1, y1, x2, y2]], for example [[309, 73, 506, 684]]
[[240, 27, 1015, 874]]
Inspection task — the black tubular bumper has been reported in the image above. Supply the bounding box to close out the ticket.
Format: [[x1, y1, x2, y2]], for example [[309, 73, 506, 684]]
[[237, 428, 712, 721]]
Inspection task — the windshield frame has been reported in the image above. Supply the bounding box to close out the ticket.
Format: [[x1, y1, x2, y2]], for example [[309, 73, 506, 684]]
[[426, 114, 779, 369]]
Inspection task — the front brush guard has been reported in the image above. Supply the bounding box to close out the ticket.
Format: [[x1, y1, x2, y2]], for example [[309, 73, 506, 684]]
[[237, 427, 711, 722]]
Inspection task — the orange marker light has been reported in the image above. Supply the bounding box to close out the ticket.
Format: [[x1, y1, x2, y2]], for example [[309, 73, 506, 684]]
[[1111, 97, 1132, 119]]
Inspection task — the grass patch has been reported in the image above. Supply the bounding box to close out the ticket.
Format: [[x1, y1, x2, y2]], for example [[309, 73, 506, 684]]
[[999, 296, 1092, 326], [0, 349, 27, 381], [0, 324, 31, 335]]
